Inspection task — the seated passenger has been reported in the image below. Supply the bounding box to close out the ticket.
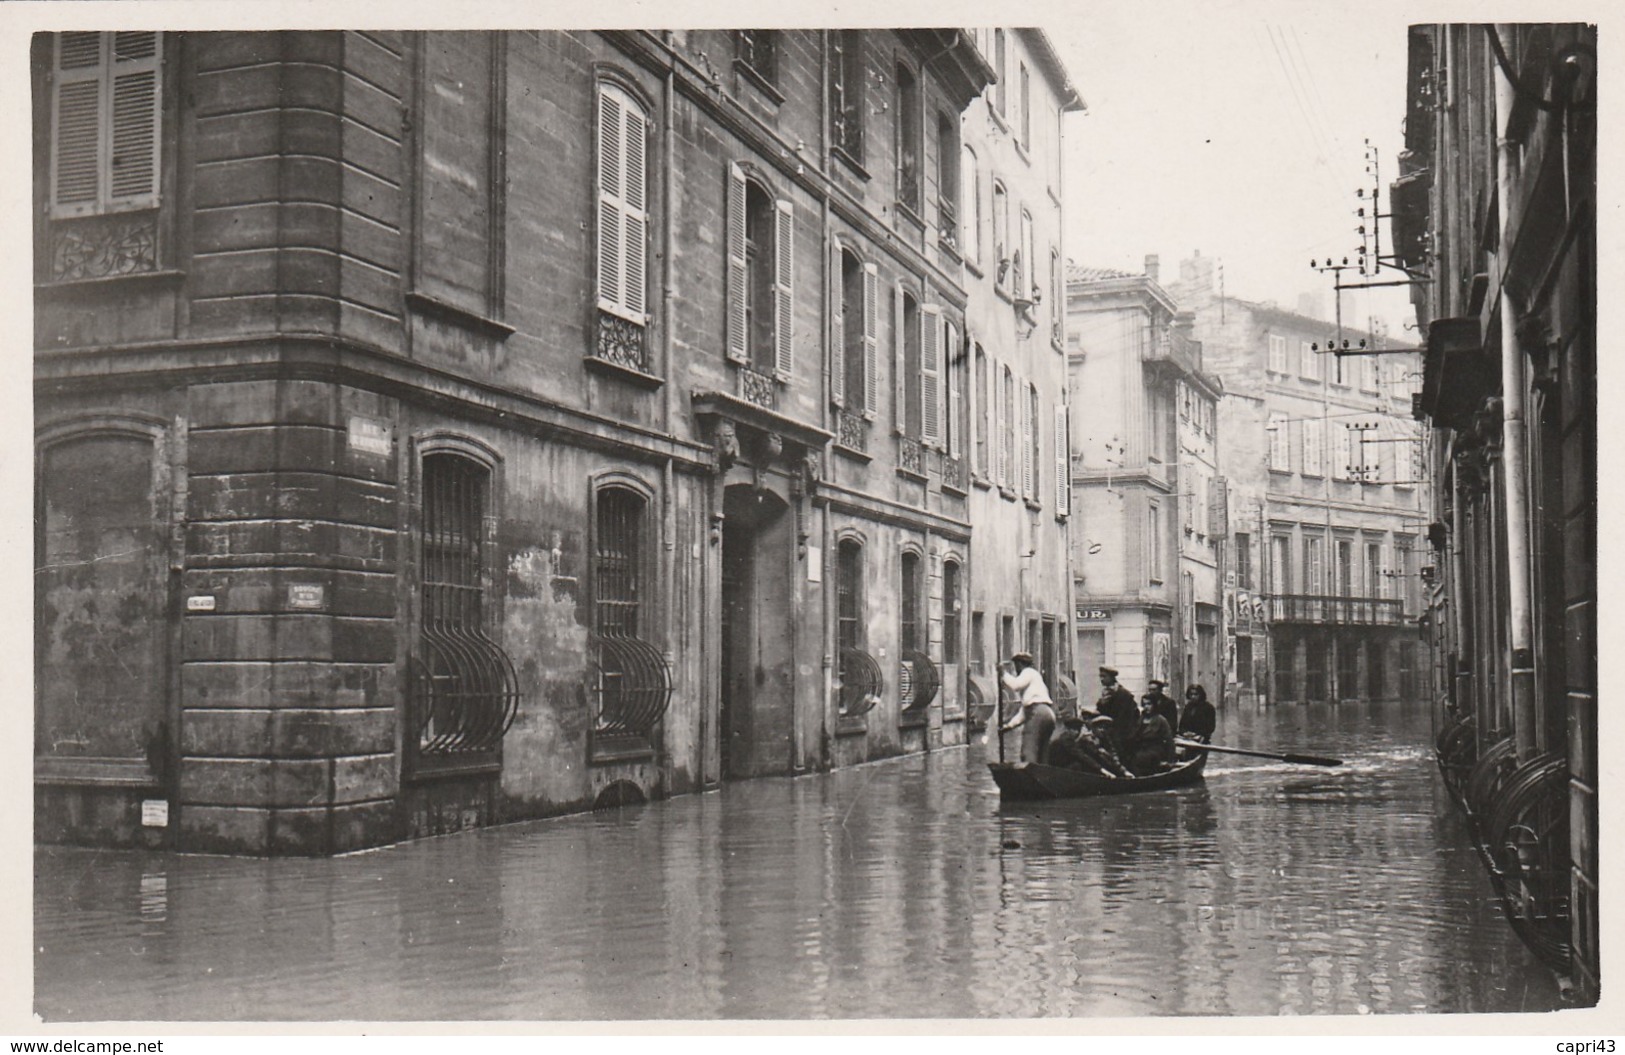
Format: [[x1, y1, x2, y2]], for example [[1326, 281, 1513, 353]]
[[1176, 683, 1217, 742], [1078, 715, 1132, 778], [1126, 694, 1176, 775]]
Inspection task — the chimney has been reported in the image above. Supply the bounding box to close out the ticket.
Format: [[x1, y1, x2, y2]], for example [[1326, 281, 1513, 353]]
[[1144, 254, 1160, 285]]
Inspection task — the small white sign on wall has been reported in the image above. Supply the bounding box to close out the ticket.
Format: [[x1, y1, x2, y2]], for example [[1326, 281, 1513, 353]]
[[186, 595, 216, 612], [806, 545, 822, 582], [348, 415, 393, 457], [141, 800, 169, 827]]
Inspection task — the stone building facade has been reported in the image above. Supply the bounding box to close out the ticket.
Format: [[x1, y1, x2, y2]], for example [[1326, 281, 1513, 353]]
[[1065, 259, 1222, 699], [1169, 255, 1427, 709], [33, 29, 1078, 855], [1398, 23, 1597, 1001]]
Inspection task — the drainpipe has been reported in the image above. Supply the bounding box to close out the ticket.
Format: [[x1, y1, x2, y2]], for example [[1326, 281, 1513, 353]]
[[1449, 466, 1474, 728], [658, 37, 688, 785], [1493, 25, 1537, 761]]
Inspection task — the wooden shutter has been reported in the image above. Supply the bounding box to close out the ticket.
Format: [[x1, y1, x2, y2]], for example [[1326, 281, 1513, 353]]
[[862, 263, 879, 420], [621, 97, 647, 320], [994, 367, 1006, 486], [1054, 403, 1069, 515], [947, 322, 962, 459], [920, 305, 941, 447], [773, 198, 795, 380], [829, 241, 845, 408], [1020, 382, 1033, 496], [725, 162, 748, 362], [52, 32, 161, 216], [893, 284, 906, 434], [597, 89, 625, 314]]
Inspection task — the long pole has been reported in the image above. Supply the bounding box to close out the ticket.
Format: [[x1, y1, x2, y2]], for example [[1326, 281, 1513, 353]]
[[1493, 24, 1537, 761]]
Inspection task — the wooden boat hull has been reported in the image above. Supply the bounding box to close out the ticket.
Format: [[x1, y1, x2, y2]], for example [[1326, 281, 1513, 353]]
[[988, 753, 1207, 800]]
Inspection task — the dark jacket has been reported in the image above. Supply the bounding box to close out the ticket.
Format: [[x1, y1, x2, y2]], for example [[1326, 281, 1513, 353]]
[[1098, 685, 1138, 752], [1127, 713, 1175, 774], [1177, 699, 1217, 741], [1148, 691, 1180, 733]]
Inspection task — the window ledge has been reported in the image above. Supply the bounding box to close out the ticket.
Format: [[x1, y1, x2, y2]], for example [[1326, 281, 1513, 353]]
[[585, 353, 665, 389], [964, 260, 985, 280], [998, 486, 1018, 501], [831, 146, 870, 181], [943, 480, 969, 497], [899, 710, 929, 729], [833, 442, 873, 463], [972, 474, 993, 490], [834, 714, 870, 737], [988, 104, 1009, 133], [896, 202, 927, 231], [406, 291, 516, 341], [1024, 498, 1043, 513], [733, 58, 785, 105], [37, 268, 186, 299], [897, 466, 929, 483], [590, 733, 657, 764], [1014, 141, 1032, 166], [405, 753, 503, 783]]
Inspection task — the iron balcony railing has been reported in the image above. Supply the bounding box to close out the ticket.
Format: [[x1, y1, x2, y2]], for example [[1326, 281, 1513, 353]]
[[1267, 593, 1406, 626]]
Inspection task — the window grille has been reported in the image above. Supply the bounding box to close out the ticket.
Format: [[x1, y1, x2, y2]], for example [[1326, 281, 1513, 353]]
[[900, 649, 940, 712], [942, 561, 962, 664], [591, 486, 671, 737], [836, 540, 881, 716], [410, 454, 520, 757]]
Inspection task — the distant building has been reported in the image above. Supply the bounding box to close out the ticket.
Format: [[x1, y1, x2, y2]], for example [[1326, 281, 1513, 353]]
[[33, 29, 1079, 854], [1398, 23, 1596, 1001], [1169, 254, 1427, 709], [1065, 257, 1222, 699]]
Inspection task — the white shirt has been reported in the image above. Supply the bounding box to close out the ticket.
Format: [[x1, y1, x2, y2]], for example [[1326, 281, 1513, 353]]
[[1000, 666, 1053, 708]]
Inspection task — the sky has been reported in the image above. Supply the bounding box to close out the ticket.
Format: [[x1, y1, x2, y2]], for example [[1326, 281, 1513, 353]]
[[1048, 3, 1419, 336]]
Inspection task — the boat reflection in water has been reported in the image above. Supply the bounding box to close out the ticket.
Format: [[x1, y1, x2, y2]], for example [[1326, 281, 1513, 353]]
[[35, 699, 1562, 1020]]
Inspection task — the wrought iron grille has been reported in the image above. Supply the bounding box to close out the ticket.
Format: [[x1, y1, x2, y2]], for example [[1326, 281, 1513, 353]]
[[838, 647, 883, 716], [1483, 753, 1573, 971], [590, 632, 673, 736], [738, 364, 777, 409], [899, 436, 923, 475], [937, 198, 958, 250], [836, 408, 869, 452], [941, 455, 966, 490], [411, 454, 520, 756], [595, 310, 649, 373], [899, 649, 940, 711], [589, 487, 670, 735]]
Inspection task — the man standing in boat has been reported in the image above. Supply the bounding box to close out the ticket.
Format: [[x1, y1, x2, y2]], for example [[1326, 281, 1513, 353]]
[[999, 651, 1056, 765], [1095, 666, 1139, 756]]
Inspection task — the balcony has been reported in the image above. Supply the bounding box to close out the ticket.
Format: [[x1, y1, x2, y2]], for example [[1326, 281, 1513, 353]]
[[1268, 593, 1405, 626]]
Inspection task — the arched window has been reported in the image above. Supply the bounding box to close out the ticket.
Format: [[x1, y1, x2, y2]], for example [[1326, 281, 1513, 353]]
[[412, 452, 520, 759], [836, 538, 881, 716], [590, 482, 671, 741], [900, 550, 921, 652], [943, 560, 962, 665]]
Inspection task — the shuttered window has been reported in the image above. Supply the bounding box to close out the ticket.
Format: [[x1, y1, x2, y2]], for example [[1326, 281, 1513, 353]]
[[726, 164, 793, 377], [50, 32, 161, 216], [597, 83, 648, 324], [920, 305, 942, 447], [946, 321, 962, 459], [1054, 403, 1069, 516], [862, 263, 879, 418]]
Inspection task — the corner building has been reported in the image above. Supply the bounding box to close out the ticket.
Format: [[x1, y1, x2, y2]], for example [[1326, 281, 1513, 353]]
[[33, 29, 1078, 854]]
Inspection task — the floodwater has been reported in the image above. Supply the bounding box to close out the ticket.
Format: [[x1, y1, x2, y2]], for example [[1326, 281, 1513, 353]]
[[35, 698, 1565, 1020]]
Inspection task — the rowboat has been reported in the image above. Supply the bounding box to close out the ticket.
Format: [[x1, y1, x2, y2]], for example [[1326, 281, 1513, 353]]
[[988, 752, 1207, 800]]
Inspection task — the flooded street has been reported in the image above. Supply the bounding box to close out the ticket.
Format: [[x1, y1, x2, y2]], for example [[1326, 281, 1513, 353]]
[[35, 699, 1562, 1021]]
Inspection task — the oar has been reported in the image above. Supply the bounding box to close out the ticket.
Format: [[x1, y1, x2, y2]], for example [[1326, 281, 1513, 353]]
[[1174, 738, 1343, 767]]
